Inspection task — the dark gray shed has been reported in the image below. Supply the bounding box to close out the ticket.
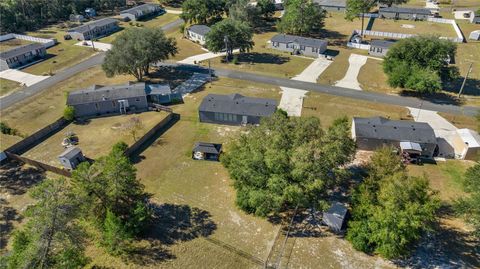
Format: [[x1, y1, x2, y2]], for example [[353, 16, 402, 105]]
[[58, 147, 85, 170], [198, 93, 277, 125], [323, 202, 348, 233], [192, 142, 222, 161]]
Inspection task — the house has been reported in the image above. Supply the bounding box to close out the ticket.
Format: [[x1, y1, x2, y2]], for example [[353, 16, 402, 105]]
[[67, 82, 149, 118], [146, 84, 181, 104], [270, 34, 328, 58], [274, 0, 284, 10], [192, 142, 222, 161], [120, 3, 164, 21], [67, 18, 119, 40], [58, 147, 85, 170], [0, 43, 46, 71], [85, 8, 96, 17], [379, 7, 432, 20], [70, 14, 86, 23], [469, 30, 480, 40], [453, 10, 480, 23], [313, 0, 346, 12], [323, 202, 348, 233], [454, 129, 480, 160], [352, 116, 437, 157], [199, 93, 277, 125], [186, 25, 211, 45], [368, 40, 397, 57]]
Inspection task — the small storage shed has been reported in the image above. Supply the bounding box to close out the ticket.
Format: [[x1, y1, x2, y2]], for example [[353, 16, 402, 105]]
[[146, 84, 181, 104], [70, 14, 86, 22], [323, 202, 348, 233], [469, 30, 480, 40], [456, 128, 480, 160], [192, 142, 222, 161], [58, 147, 85, 170]]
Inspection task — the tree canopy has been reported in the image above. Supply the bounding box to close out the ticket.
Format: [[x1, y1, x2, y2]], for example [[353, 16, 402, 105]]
[[346, 147, 440, 259], [383, 35, 458, 94], [257, 0, 276, 18], [228, 0, 262, 28], [180, 0, 226, 24], [277, 0, 326, 37], [221, 111, 356, 217], [345, 0, 376, 36], [102, 27, 177, 81], [205, 18, 254, 60], [455, 162, 480, 238]]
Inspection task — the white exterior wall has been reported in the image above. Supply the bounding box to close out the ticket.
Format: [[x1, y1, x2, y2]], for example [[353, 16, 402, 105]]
[[187, 30, 206, 45], [0, 33, 56, 48]]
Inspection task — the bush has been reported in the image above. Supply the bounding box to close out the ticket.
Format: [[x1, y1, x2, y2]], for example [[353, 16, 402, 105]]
[[63, 106, 75, 121], [232, 55, 239, 65], [0, 122, 19, 136]]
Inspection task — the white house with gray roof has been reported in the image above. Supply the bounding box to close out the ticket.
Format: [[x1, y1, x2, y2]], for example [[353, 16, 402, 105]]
[[67, 18, 119, 40], [0, 43, 46, 71], [368, 40, 397, 57], [270, 34, 328, 58], [199, 93, 277, 125], [379, 6, 432, 20], [186, 25, 211, 45], [120, 3, 164, 21]]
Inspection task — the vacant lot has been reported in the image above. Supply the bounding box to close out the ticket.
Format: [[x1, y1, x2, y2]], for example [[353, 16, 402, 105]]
[[358, 58, 399, 94], [22, 111, 168, 166], [0, 38, 34, 51], [0, 78, 22, 97], [322, 12, 362, 43], [371, 18, 458, 37]]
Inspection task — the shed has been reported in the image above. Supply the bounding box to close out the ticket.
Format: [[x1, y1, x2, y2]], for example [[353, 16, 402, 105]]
[[58, 147, 85, 170], [323, 202, 348, 233], [146, 84, 181, 104], [192, 142, 223, 161], [70, 14, 86, 22], [469, 30, 480, 40], [456, 128, 480, 160], [85, 8, 96, 17]]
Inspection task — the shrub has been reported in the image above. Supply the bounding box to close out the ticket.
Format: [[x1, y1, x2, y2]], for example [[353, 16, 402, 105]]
[[63, 106, 75, 121], [232, 55, 239, 65], [0, 122, 19, 136]]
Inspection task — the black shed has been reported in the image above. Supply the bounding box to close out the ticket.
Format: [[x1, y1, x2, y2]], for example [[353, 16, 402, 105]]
[[192, 142, 222, 161], [322, 202, 348, 233]]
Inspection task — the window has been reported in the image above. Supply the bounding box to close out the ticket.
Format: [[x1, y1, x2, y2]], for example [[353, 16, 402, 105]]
[[214, 112, 237, 122], [136, 98, 140, 102]]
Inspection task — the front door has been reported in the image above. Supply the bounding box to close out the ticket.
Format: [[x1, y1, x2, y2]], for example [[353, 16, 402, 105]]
[[242, 115, 248, 125]]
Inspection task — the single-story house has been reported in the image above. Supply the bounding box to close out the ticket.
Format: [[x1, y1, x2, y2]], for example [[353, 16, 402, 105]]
[[58, 147, 85, 170], [352, 116, 437, 158], [313, 0, 346, 12], [379, 7, 432, 20], [146, 84, 181, 104], [67, 82, 149, 118], [120, 3, 164, 21], [186, 25, 211, 45], [0, 43, 47, 71], [199, 93, 277, 125], [469, 30, 480, 40], [454, 129, 480, 160], [67, 18, 119, 40], [323, 202, 348, 233], [454, 10, 480, 23], [270, 34, 328, 58], [368, 39, 397, 57], [192, 142, 222, 161]]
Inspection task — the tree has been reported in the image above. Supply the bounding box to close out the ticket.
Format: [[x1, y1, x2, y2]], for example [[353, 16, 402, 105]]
[[345, 0, 376, 36], [123, 117, 144, 142], [102, 210, 132, 256], [455, 163, 480, 237], [383, 35, 458, 94], [205, 19, 254, 61], [63, 105, 76, 121], [229, 0, 262, 28], [347, 148, 440, 259], [277, 0, 326, 37], [378, 0, 409, 7], [102, 28, 177, 81], [4, 178, 89, 269], [258, 0, 276, 18], [180, 0, 225, 24], [221, 111, 355, 217]]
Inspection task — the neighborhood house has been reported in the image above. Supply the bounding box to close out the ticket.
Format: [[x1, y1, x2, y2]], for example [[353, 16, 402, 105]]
[[120, 4, 163, 21], [67, 18, 119, 40], [192, 142, 223, 161], [313, 0, 346, 12], [368, 40, 397, 57], [379, 7, 432, 20], [58, 147, 85, 170], [199, 93, 277, 125], [352, 116, 437, 158], [0, 43, 47, 71], [186, 25, 211, 45], [270, 34, 328, 58]]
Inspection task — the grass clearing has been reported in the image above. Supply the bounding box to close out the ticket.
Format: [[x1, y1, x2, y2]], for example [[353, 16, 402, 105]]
[[0, 38, 34, 51], [371, 18, 458, 37], [166, 30, 206, 61], [0, 78, 23, 97], [317, 47, 353, 85], [358, 58, 399, 94]]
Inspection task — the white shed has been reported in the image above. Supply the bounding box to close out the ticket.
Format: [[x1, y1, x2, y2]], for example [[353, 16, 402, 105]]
[[469, 30, 480, 41], [456, 129, 480, 160]]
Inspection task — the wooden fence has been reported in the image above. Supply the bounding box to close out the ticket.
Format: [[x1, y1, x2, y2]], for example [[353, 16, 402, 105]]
[[5, 152, 72, 177]]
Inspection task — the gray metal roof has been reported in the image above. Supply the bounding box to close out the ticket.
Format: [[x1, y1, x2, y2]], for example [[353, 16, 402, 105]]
[[379, 6, 432, 15], [188, 25, 211, 36], [323, 202, 348, 232], [193, 142, 222, 154], [146, 84, 171, 95], [67, 82, 146, 106], [68, 18, 118, 34], [271, 34, 328, 49], [199, 94, 277, 117], [120, 4, 161, 16], [370, 39, 397, 49], [313, 0, 346, 7], [0, 43, 45, 60], [58, 147, 82, 160], [353, 116, 437, 144]]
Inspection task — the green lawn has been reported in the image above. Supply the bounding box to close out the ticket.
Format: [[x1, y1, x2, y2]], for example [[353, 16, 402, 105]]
[[166, 30, 206, 61], [0, 78, 22, 97]]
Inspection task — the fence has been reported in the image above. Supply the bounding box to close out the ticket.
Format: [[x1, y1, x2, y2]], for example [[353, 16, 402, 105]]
[[0, 33, 57, 48], [347, 42, 371, 50], [5, 152, 72, 177], [359, 29, 415, 39], [427, 17, 464, 43]]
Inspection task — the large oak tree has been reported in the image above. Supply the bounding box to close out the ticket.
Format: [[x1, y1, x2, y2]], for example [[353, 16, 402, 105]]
[[277, 0, 326, 37], [205, 18, 254, 61]]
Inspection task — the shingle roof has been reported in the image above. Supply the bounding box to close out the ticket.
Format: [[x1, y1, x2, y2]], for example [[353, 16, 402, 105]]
[[271, 34, 328, 49], [188, 25, 211, 36], [199, 94, 277, 117], [67, 83, 146, 106], [370, 39, 397, 49], [58, 147, 82, 160], [193, 142, 222, 154], [323, 202, 348, 231], [0, 43, 45, 60], [313, 0, 346, 7], [120, 4, 161, 16], [146, 84, 171, 95], [68, 18, 118, 34], [379, 6, 432, 15], [353, 116, 437, 144]]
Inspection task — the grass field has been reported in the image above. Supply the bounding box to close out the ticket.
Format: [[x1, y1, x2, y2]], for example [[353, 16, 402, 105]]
[[0, 78, 22, 97], [370, 18, 458, 37], [166, 30, 206, 61], [0, 38, 33, 51], [22, 112, 169, 166]]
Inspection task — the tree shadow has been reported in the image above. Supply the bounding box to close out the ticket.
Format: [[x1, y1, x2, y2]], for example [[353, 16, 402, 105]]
[[444, 78, 480, 97], [148, 67, 196, 88], [234, 52, 289, 65], [0, 198, 23, 250], [0, 160, 45, 195], [399, 90, 464, 106]]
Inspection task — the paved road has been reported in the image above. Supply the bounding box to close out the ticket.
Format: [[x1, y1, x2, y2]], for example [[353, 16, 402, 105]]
[[0, 18, 184, 111]]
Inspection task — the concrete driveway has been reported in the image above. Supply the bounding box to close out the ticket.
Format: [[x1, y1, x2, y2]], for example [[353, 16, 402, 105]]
[[335, 54, 368, 90], [178, 49, 240, 64], [0, 69, 49, 86], [75, 41, 112, 51]]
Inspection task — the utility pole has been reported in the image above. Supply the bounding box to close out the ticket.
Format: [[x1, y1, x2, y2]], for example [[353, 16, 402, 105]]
[[458, 62, 473, 98], [87, 24, 96, 51]]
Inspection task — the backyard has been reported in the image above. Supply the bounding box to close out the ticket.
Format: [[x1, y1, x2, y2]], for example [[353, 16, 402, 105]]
[[0, 38, 34, 51], [369, 18, 458, 37]]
